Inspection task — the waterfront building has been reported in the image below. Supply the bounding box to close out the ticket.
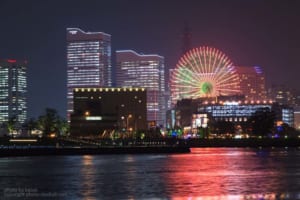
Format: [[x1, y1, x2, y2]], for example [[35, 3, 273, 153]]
[[70, 87, 147, 136], [234, 66, 267, 101], [0, 59, 27, 125], [293, 107, 300, 130], [66, 28, 112, 121], [116, 50, 166, 127], [167, 97, 294, 136]]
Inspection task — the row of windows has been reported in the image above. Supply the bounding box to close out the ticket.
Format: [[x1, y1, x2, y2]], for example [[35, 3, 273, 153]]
[[68, 70, 101, 75], [0, 63, 27, 123], [67, 61, 100, 65]]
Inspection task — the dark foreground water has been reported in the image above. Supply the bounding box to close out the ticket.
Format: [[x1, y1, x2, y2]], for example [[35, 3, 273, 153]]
[[0, 148, 300, 199]]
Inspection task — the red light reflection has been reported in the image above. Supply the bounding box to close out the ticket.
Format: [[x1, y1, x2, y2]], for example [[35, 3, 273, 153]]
[[7, 59, 17, 63], [163, 148, 284, 199]]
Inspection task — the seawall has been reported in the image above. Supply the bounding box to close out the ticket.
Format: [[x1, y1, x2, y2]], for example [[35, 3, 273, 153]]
[[0, 146, 191, 157]]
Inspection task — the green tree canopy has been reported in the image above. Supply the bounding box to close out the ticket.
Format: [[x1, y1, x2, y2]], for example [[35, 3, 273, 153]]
[[37, 108, 68, 136]]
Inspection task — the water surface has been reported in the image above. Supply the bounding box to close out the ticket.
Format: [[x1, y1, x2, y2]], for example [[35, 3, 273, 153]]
[[0, 148, 299, 199]]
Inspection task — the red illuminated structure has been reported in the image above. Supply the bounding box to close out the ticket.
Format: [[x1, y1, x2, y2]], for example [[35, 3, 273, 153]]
[[170, 46, 240, 106]]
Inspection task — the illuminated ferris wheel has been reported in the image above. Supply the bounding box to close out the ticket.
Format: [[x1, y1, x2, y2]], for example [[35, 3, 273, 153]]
[[170, 46, 240, 104]]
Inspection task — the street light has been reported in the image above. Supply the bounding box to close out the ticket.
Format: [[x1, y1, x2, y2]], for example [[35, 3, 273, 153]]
[[127, 114, 132, 131]]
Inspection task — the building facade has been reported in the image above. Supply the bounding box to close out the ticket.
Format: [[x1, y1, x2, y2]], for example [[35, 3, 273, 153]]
[[116, 50, 166, 127], [235, 66, 267, 101], [0, 59, 27, 125], [70, 87, 147, 136], [293, 108, 300, 130], [67, 28, 112, 121], [167, 97, 294, 136]]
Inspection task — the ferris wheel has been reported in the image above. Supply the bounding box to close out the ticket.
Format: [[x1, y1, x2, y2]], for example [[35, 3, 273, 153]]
[[170, 46, 240, 104]]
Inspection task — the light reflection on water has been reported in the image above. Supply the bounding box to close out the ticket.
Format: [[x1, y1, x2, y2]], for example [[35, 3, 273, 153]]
[[0, 148, 299, 199], [166, 148, 287, 198], [80, 155, 96, 200]]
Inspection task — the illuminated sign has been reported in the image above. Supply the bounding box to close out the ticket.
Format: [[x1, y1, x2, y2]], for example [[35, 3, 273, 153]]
[[86, 116, 102, 120], [9, 139, 37, 142], [69, 30, 78, 34]]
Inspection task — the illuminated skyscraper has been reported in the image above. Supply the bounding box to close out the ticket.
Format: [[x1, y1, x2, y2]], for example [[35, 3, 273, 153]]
[[66, 28, 112, 121], [235, 66, 267, 101], [116, 50, 166, 126], [0, 59, 27, 125]]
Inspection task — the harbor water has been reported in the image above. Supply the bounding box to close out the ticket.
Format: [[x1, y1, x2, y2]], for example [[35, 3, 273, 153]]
[[0, 147, 299, 199]]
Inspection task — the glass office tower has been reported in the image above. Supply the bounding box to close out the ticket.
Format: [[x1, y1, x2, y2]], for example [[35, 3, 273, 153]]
[[116, 50, 166, 127], [0, 59, 27, 125], [66, 28, 112, 121]]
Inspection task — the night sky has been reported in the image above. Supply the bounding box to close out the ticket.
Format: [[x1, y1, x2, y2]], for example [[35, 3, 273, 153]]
[[0, 0, 299, 119]]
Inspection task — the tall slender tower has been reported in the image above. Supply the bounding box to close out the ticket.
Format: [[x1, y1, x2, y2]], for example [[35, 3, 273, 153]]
[[116, 50, 166, 127], [0, 59, 27, 125], [66, 28, 112, 121], [181, 21, 192, 55]]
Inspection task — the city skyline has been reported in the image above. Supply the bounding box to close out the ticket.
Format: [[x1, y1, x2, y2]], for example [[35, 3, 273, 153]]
[[0, 0, 299, 118]]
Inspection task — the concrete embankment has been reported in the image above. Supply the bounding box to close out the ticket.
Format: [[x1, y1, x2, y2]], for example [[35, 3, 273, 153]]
[[0, 146, 191, 157]]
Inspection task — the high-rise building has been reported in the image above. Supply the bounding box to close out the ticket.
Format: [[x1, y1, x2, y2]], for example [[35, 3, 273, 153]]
[[116, 50, 166, 127], [66, 28, 112, 121], [268, 84, 297, 106], [235, 66, 267, 101], [0, 59, 27, 125]]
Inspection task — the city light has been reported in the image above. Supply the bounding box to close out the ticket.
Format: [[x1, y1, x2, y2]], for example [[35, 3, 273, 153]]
[[9, 139, 37, 142], [85, 116, 102, 120]]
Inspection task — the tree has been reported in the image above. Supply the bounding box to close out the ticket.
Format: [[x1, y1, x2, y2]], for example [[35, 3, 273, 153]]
[[276, 123, 299, 138], [7, 117, 17, 134], [23, 118, 37, 136], [37, 108, 62, 136], [57, 118, 69, 136]]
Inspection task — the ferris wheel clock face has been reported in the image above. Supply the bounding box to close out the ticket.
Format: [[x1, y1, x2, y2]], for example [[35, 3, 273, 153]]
[[171, 46, 240, 101]]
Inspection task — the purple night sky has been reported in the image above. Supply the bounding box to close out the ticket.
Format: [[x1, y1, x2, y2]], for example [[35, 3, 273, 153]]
[[0, 0, 299, 119]]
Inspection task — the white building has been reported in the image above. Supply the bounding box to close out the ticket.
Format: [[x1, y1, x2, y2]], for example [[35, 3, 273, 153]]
[[116, 50, 166, 127], [0, 59, 27, 125]]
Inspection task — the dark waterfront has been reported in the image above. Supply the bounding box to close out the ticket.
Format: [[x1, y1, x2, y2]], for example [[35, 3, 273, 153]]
[[0, 148, 300, 199]]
